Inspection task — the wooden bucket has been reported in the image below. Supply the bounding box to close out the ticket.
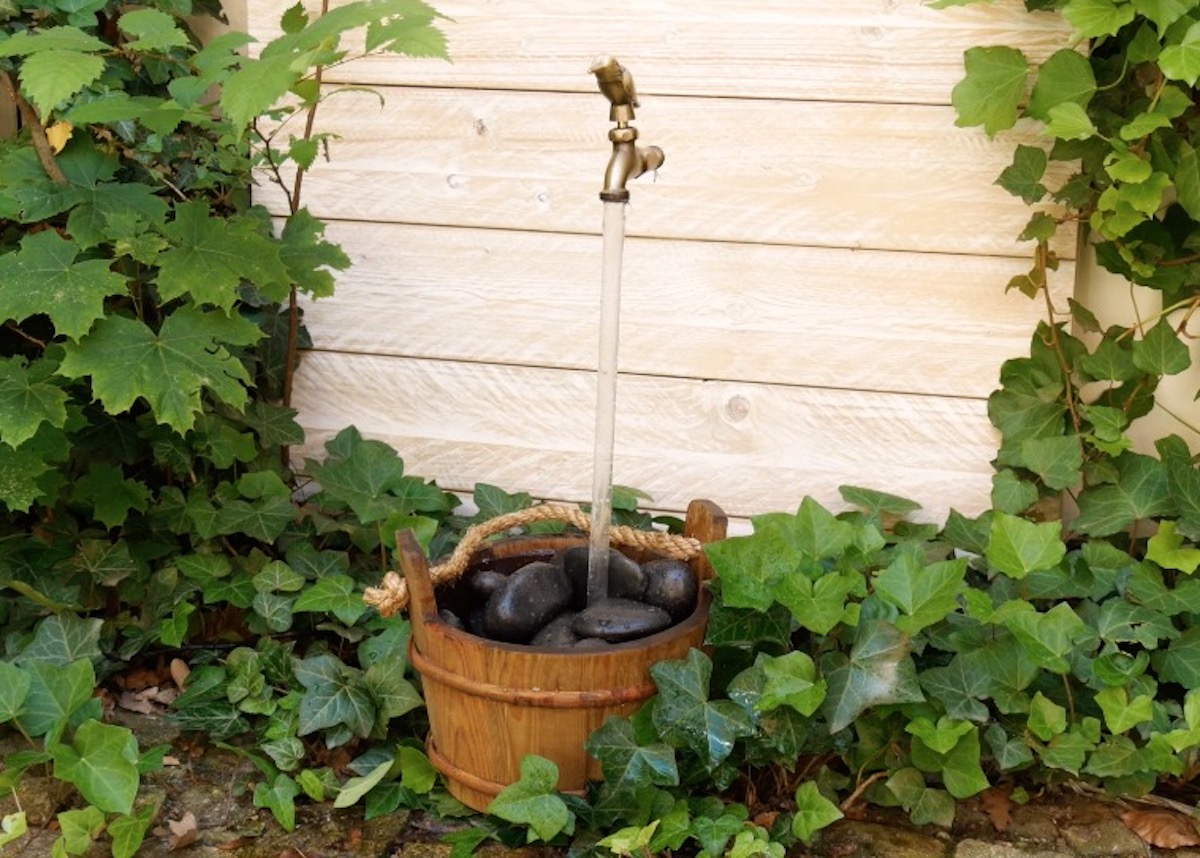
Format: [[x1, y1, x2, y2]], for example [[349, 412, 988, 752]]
[[394, 499, 727, 812]]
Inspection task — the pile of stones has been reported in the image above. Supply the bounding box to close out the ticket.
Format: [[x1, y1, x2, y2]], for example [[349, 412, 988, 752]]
[[437, 547, 699, 648]]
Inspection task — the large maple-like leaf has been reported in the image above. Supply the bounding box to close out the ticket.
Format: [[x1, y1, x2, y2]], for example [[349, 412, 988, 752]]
[[156, 202, 290, 311], [820, 620, 924, 733], [58, 306, 263, 433], [0, 230, 127, 339], [0, 357, 68, 448]]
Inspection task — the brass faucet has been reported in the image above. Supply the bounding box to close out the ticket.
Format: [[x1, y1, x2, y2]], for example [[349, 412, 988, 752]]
[[589, 56, 664, 202]]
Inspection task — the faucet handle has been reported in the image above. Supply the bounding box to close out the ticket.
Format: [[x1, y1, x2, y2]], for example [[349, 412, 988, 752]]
[[589, 55, 638, 123]]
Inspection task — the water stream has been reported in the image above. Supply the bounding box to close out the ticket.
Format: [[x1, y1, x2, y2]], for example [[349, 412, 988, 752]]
[[585, 200, 627, 607]]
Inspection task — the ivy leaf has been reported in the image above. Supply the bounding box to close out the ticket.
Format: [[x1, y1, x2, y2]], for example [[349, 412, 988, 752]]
[[1073, 454, 1172, 536], [1095, 686, 1154, 734], [650, 649, 756, 770], [918, 656, 991, 723], [295, 654, 375, 739], [907, 716, 974, 755], [59, 307, 263, 433], [0, 230, 127, 340], [293, 574, 367, 625], [487, 756, 574, 843], [364, 655, 422, 722], [1000, 602, 1093, 674], [952, 46, 1028, 136], [1159, 20, 1200, 86], [996, 145, 1048, 203], [1028, 691, 1067, 740], [51, 719, 140, 814], [986, 513, 1066, 579], [333, 759, 391, 809], [873, 553, 966, 635], [1132, 318, 1191, 376], [1153, 627, 1200, 687], [71, 464, 150, 529], [108, 806, 155, 858], [1063, 0, 1136, 39], [820, 620, 925, 734], [304, 427, 413, 523], [156, 202, 289, 310], [1018, 435, 1083, 491], [0, 357, 67, 448], [1027, 48, 1096, 121], [791, 781, 843, 844], [1045, 102, 1097, 140], [585, 716, 679, 793], [54, 806, 105, 856], [253, 773, 300, 832], [1146, 520, 1200, 574], [18, 613, 102, 666], [910, 726, 990, 799], [776, 570, 856, 635], [758, 651, 826, 716], [18, 49, 106, 120], [1135, 0, 1192, 30]]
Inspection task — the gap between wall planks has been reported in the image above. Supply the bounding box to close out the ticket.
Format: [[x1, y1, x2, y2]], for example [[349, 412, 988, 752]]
[[253, 88, 1075, 260], [248, 0, 1070, 107], [298, 220, 1074, 401], [292, 352, 1005, 523], [237, 0, 1077, 522]]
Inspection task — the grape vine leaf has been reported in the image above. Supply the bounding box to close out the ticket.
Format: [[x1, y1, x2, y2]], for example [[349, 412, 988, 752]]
[[650, 649, 755, 770], [820, 620, 925, 734], [156, 202, 290, 311], [51, 719, 139, 814], [1026, 48, 1096, 121], [117, 8, 189, 51], [0, 230, 127, 339], [58, 306, 263, 433], [0, 357, 67, 448], [71, 464, 150, 529], [279, 208, 351, 299], [952, 46, 1028, 136]]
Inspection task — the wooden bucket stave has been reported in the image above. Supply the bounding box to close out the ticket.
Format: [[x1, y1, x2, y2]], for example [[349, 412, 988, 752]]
[[397, 498, 727, 812]]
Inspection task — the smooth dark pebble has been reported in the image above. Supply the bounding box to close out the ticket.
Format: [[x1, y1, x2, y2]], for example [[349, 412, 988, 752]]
[[529, 612, 579, 647], [484, 561, 572, 643], [641, 559, 699, 620], [574, 637, 611, 650], [470, 569, 508, 600], [572, 598, 672, 642], [466, 609, 487, 637], [561, 546, 645, 607], [438, 608, 464, 630]]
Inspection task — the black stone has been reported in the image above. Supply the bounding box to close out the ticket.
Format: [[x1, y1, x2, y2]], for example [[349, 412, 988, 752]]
[[641, 559, 699, 621], [484, 561, 572, 643], [438, 608, 465, 630], [561, 546, 645, 607], [469, 569, 507, 600], [572, 598, 672, 643], [573, 637, 611, 650], [529, 612, 580, 648]]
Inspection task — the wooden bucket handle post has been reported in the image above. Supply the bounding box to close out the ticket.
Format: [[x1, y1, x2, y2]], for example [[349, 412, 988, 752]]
[[684, 498, 727, 580], [396, 529, 438, 653]]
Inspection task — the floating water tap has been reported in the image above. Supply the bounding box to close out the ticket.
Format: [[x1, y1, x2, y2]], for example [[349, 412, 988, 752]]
[[590, 55, 664, 202]]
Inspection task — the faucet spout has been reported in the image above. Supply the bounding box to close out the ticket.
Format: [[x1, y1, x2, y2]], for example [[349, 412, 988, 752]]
[[601, 129, 664, 202], [590, 56, 664, 202]]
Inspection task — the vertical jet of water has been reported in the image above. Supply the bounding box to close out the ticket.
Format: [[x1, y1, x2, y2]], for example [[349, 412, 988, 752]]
[[586, 200, 627, 607]]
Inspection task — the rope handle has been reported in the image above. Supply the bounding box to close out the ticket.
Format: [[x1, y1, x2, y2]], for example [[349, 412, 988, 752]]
[[362, 503, 704, 618]]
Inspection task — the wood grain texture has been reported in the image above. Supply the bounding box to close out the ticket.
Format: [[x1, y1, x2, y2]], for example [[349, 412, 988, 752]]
[[255, 88, 1075, 258], [301, 221, 1074, 399], [247, 0, 1071, 107], [291, 352, 1002, 523]]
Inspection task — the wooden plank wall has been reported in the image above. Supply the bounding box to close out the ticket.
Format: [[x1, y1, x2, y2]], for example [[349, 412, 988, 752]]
[[244, 0, 1075, 524]]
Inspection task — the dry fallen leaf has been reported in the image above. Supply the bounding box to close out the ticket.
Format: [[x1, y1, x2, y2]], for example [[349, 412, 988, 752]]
[[170, 658, 190, 690], [979, 788, 1015, 832], [1121, 808, 1200, 848], [166, 811, 199, 852], [45, 121, 73, 154], [117, 690, 158, 715]]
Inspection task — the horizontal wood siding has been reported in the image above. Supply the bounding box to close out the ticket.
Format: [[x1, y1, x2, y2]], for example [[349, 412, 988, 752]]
[[245, 1, 1074, 522]]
